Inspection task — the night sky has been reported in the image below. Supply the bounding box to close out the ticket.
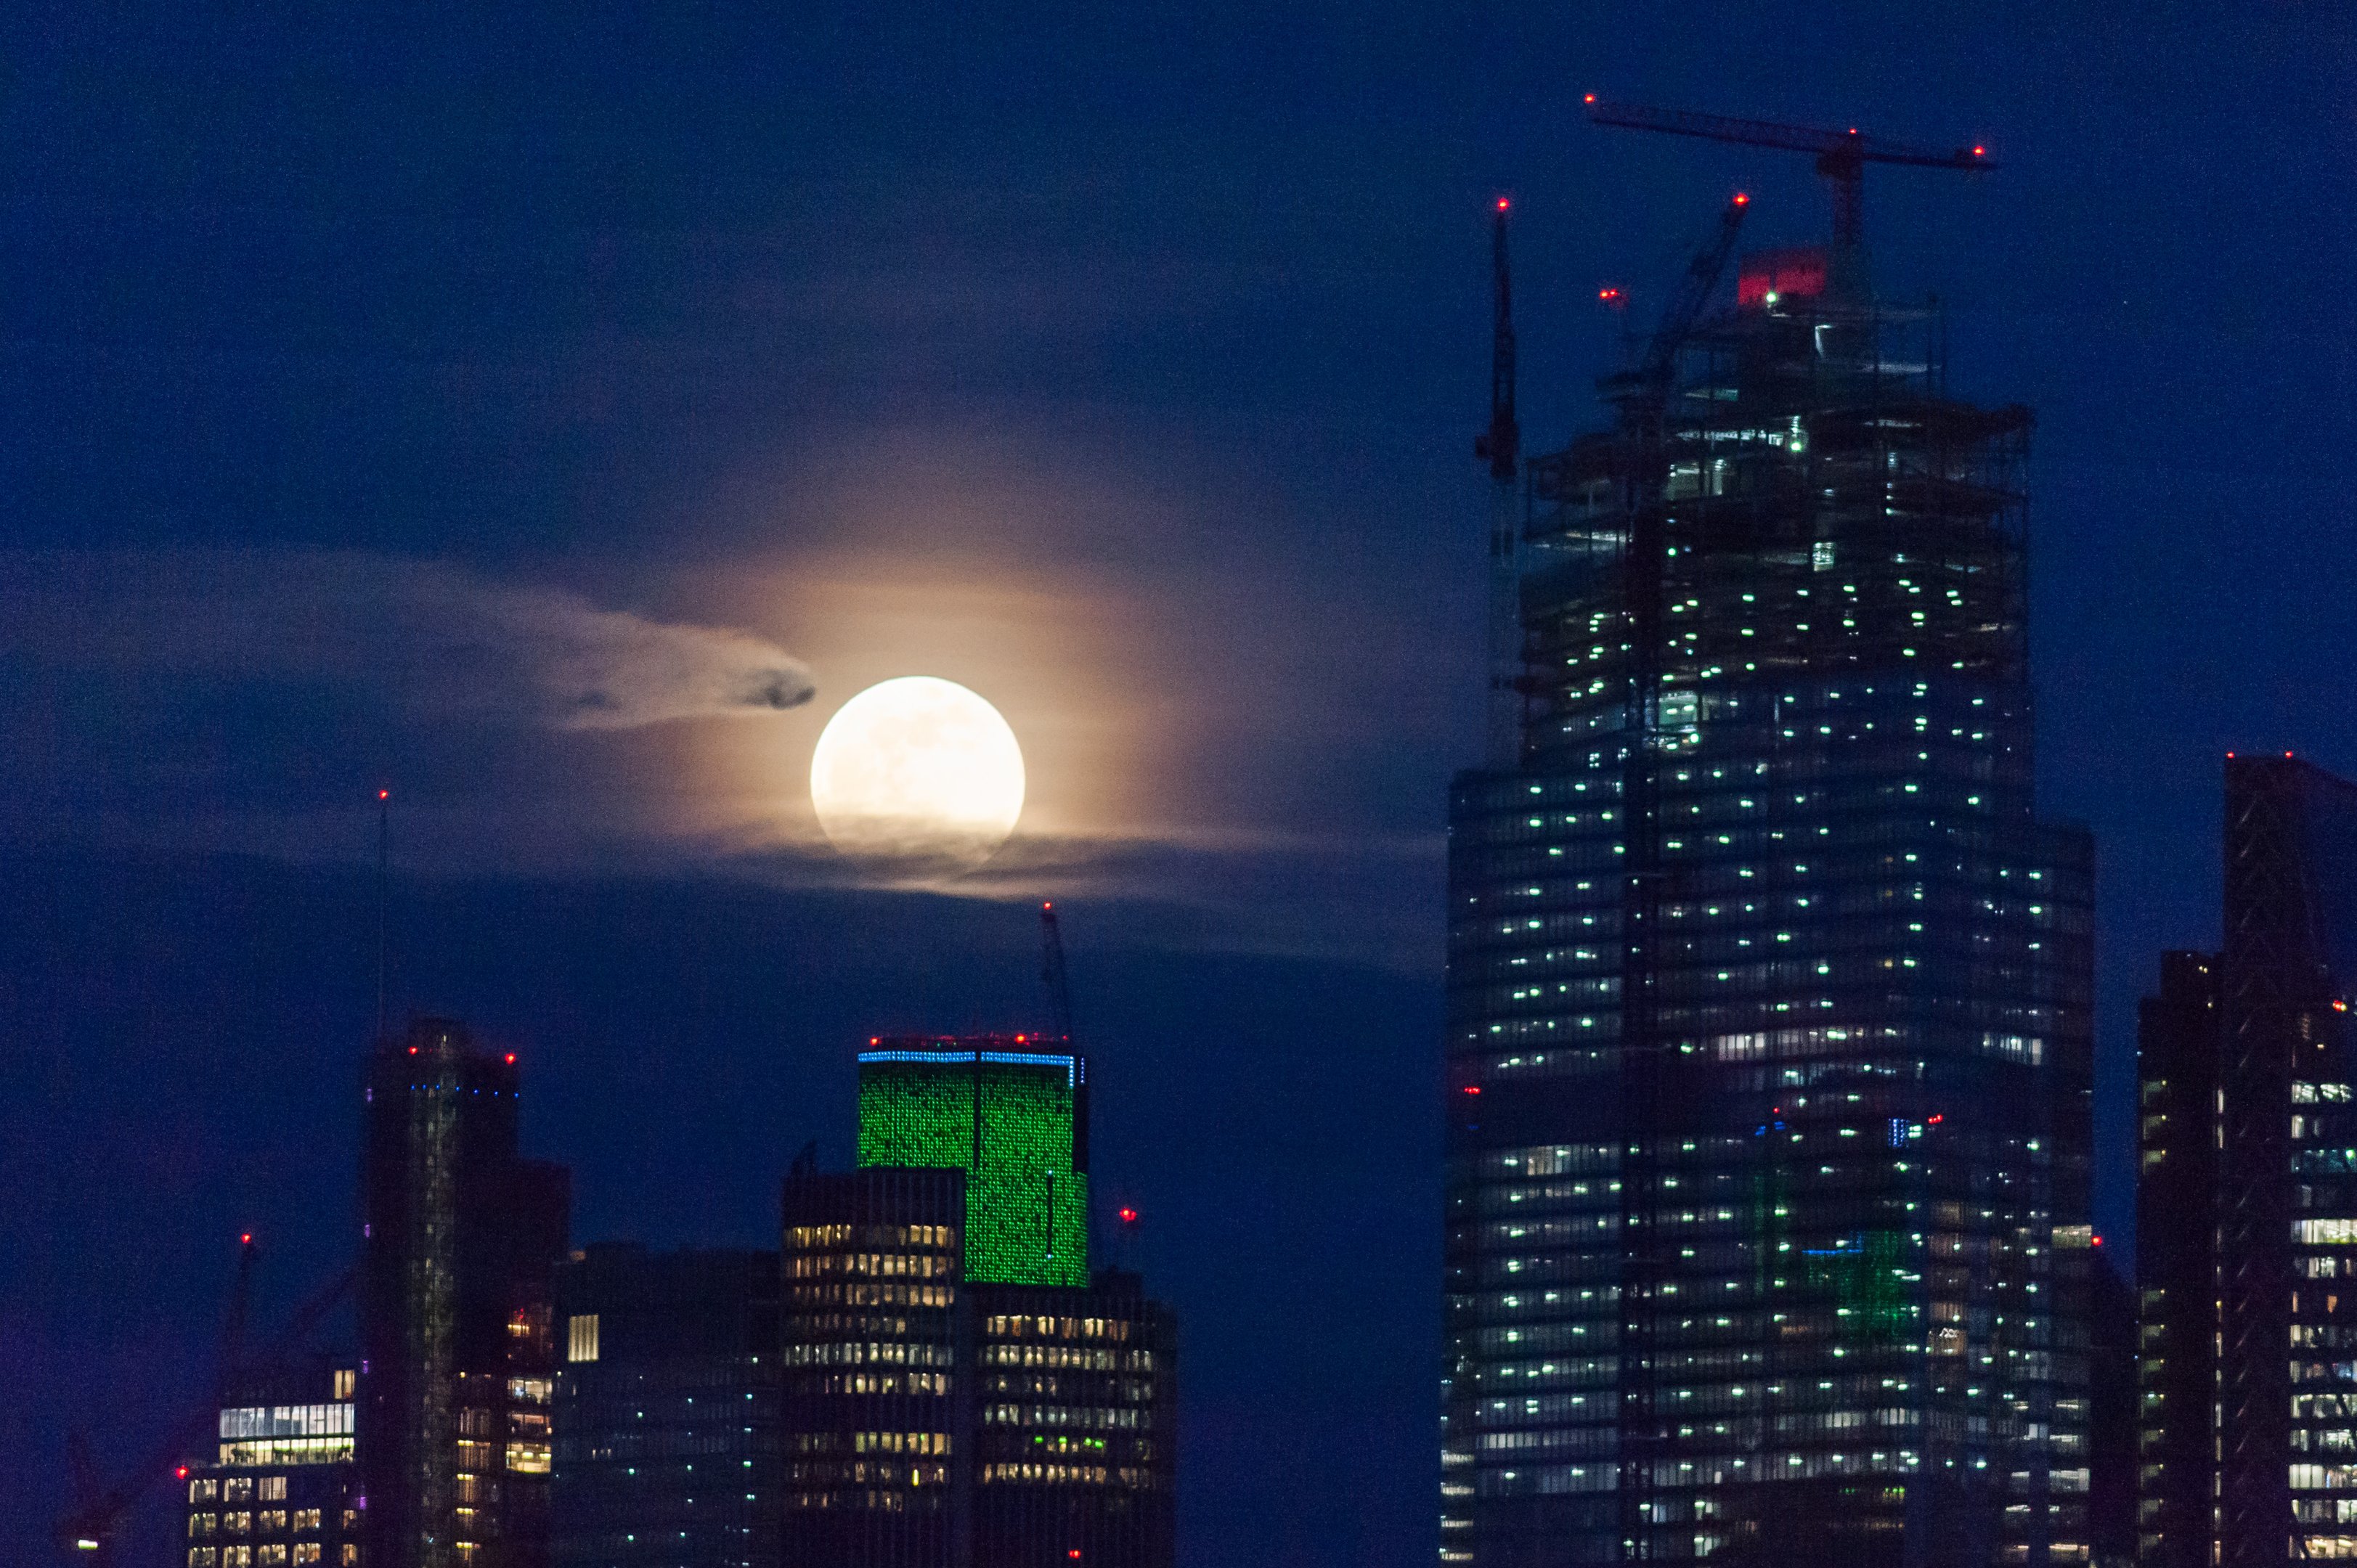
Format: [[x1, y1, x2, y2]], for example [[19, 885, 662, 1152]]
[[4, 3, 2353, 1562]]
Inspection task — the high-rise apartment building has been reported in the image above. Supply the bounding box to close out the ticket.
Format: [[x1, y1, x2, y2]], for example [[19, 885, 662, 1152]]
[[2133, 756, 2357, 1566], [550, 1244, 781, 1568], [779, 1038, 1175, 1567], [358, 1017, 570, 1568], [1443, 219, 2094, 1565], [181, 1357, 362, 1568]]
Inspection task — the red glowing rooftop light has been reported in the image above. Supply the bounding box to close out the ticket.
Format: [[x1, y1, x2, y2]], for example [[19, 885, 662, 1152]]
[[1496, 196, 1510, 211], [1598, 286, 1624, 303], [177, 1465, 190, 1479], [1733, 191, 1750, 205], [240, 1232, 253, 1246], [377, 788, 388, 801], [1119, 1206, 1139, 1225], [1583, 92, 1597, 104], [504, 1053, 516, 1064], [1972, 145, 1987, 158], [1462, 1085, 1481, 1095], [2093, 1234, 2105, 1247], [1927, 1114, 1945, 1124]]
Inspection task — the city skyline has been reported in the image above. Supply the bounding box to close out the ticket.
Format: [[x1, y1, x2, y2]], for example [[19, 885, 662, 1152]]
[[7, 4, 2356, 1566]]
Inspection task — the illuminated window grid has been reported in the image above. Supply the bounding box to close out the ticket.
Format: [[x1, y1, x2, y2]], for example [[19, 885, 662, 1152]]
[[1449, 379, 2088, 1562], [858, 1045, 1088, 1288]]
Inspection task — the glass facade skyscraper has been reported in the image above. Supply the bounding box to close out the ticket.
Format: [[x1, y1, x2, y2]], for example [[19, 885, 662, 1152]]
[[1442, 240, 2095, 1566]]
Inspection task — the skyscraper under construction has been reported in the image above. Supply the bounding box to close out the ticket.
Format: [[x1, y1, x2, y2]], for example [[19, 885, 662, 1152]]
[[1442, 123, 2093, 1567], [359, 1018, 570, 1568]]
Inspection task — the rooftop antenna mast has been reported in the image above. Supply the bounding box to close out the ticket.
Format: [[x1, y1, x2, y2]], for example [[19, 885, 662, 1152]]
[[1473, 197, 1522, 767], [1040, 901, 1075, 1043]]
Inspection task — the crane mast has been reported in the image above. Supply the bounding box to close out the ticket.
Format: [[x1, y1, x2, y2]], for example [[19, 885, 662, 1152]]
[[1473, 198, 1523, 767]]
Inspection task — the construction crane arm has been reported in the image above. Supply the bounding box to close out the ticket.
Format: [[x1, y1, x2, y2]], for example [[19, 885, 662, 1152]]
[[1640, 192, 1749, 391], [1584, 97, 1992, 171], [55, 1262, 356, 1561]]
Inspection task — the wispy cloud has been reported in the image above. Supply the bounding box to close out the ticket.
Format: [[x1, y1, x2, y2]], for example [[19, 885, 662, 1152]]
[[0, 550, 813, 730]]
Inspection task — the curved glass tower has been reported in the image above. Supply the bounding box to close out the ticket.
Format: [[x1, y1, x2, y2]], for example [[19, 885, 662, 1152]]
[[1441, 248, 2094, 1567]]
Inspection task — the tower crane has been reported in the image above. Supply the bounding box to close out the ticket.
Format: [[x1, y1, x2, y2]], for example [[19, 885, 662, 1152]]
[[1603, 189, 1751, 423], [54, 1242, 354, 1564], [1584, 95, 1992, 256], [1472, 197, 1522, 767]]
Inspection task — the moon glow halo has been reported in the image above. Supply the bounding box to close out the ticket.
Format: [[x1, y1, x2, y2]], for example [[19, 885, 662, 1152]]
[[809, 677, 1026, 875]]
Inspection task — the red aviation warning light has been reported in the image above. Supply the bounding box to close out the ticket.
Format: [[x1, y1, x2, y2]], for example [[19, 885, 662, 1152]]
[[1118, 1206, 1139, 1225]]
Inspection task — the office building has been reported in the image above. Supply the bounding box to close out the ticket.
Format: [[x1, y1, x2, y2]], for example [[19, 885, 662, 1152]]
[[856, 1034, 1090, 1288], [781, 1166, 969, 1567], [182, 1358, 362, 1568], [358, 1017, 571, 1568], [2088, 1248, 2136, 1568], [2134, 756, 2357, 1566], [780, 1038, 1175, 1566], [968, 1273, 1176, 1566], [2133, 952, 2220, 1568], [1444, 206, 2095, 1562], [550, 1244, 781, 1568]]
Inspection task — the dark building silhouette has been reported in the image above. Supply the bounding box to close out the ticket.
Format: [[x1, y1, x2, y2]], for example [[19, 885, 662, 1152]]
[[358, 1018, 570, 1568], [181, 1356, 362, 1568], [2134, 951, 2222, 1568], [780, 1039, 1176, 1567], [2135, 756, 2357, 1565], [1444, 216, 2096, 1561], [2089, 1248, 2137, 1568], [550, 1244, 781, 1568], [2218, 756, 2357, 1565]]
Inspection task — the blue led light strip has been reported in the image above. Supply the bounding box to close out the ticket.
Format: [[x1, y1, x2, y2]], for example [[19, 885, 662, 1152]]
[[859, 1049, 1078, 1087]]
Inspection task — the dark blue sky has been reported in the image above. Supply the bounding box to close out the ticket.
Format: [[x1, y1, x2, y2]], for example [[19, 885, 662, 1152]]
[[4, 2, 2353, 1562]]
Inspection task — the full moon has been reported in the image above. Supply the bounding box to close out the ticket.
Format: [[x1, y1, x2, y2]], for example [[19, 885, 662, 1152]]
[[809, 677, 1026, 875]]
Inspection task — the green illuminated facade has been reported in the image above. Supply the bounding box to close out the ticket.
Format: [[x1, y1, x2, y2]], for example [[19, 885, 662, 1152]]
[[857, 1037, 1089, 1289]]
